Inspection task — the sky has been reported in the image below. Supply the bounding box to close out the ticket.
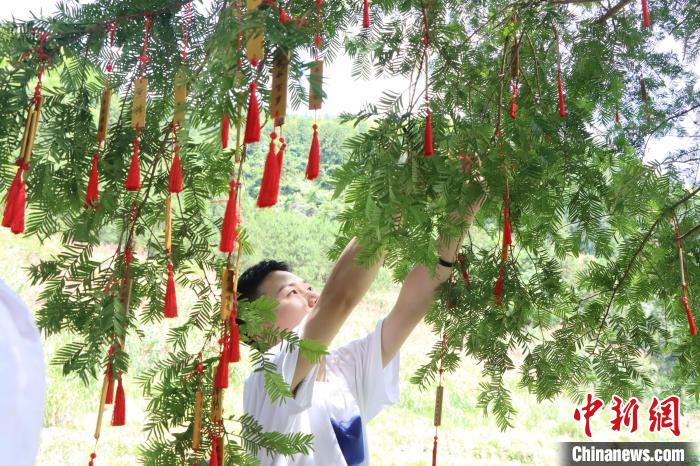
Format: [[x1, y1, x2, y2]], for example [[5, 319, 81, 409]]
[[1, 1, 697, 166]]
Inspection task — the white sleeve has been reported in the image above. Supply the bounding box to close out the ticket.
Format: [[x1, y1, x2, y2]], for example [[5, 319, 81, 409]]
[[243, 334, 321, 431], [0, 279, 45, 466], [333, 317, 400, 422]]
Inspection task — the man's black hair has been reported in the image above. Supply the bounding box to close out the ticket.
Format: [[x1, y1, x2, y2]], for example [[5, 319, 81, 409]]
[[237, 259, 291, 303]]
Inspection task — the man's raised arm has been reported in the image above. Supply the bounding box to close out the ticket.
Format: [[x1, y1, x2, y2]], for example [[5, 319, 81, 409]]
[[380, 199, 484, 367], [291, 237, 385, 392]]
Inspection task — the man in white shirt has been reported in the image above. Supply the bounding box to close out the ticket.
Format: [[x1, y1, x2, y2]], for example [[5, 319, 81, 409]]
[[240, 182, 484, 465]]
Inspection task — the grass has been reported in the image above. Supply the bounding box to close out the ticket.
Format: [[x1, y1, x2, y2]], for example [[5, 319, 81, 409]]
[[0, 227, 697, 466]]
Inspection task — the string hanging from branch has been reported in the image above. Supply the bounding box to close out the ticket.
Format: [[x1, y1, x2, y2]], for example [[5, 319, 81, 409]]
[[431, 294, 450, 466], [2, 31, 48, 234], [553, 25, 566, 118], [421, 4, 433, 156], [306, 0, 323, 180], [672, 213, 697, 336], [509, 38, 519, 120], [125, 16, 151, 191], [494, 196, 512, 306], [85, 22, 116, 209]]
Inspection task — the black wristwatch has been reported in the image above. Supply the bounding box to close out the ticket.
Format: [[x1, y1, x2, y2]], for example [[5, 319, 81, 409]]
[[438, 256, 455, 268]]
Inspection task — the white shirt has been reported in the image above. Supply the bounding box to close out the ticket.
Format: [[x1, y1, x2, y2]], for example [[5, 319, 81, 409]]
[[243, 317, 400, 465], [0, 279, 45, 465]]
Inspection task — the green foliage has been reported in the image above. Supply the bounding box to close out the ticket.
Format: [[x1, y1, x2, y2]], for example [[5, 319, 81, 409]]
[[1, 0, 700, 463]]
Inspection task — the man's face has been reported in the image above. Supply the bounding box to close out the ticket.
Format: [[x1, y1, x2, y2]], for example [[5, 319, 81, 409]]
[[257, 270, 320, 331]]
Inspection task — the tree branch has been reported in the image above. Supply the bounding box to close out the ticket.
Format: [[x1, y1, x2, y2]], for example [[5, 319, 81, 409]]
[[594, 0, 634, 24], [678, 222, 700, 241]]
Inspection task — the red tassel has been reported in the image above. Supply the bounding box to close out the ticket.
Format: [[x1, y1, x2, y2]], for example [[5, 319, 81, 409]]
[[424, 111, 434, 156], [221, 112, 230, 149], [279, 8, 292, 24], [214, 348, 229, 389], [10, 179, 26, 235], [305, 124, 320, 180], [456, 254, 471, 289], [105, 370, 114, 405], [164, 262, 178, 318], [509, 84, 518, 120], [615, 111, 621, 124], [244, 82, 261, 144], [362, 0, 370, 28], [683, 296, 697, 336], [257, 133, 280, 208], [503, 203, 512, 246], [494, 266, 505, 307], [2, 162, 27, 231], [84, 150, 100, 208], [228, 319, 241, 363], [209, 438, 219, 466], [432, 435, 438, 466], [274, 138, 286, 194], [169, 153, 183, 193], [557, 77, 566, 118], [88, 453, 96, 466], [111, 372, 125, 426], [219, 180, 239, 253], [641, 0, 650, 28], [125, 133, 141, 191]]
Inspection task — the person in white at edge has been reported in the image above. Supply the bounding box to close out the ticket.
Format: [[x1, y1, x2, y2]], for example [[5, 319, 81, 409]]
[[0, 278, 45, 466], [241, 159, 485, 466]]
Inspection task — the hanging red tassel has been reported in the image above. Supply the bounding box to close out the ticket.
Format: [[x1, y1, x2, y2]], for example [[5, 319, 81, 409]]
[[169, 153, 183, 193], [219, 180, 239, 253], [305, 124, 320, 180], [244, 81, 261, 144], [509, 86, 518, 120], [221, 112, 230, 149], [362, 0, 370, 28], [503, 203, 512, 247], [125, 130, 141, 191], [209, 437, 219, 466], [615, 111, 621, 124], [683, 296, 697, 336], [424, 111, 434, 156], [456, 254, 471, 289], [493, 266, 505, 307], [111, 372, 125, 426], [432, 435, 438, 466], [274, 137, 286, 194], [2, 161, 28, 232], [641, 0, 650, 28], [10, 179, 26, 235], [557, 77, 566, 118], [279, 8, 292, 24], [214, 347, 229, 389], [257, 132, 280, 208], [227, 318, 241, 363], [164, 262, 178, 318], [84, 149, 100, 208]]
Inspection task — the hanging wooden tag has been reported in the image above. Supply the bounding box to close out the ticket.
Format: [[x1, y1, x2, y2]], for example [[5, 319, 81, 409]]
[[221, 267, 235, 320], [21, 97, 42, 162], [192, 388, 203, 450], [510, 41, 520, 80], [269, 51, 290, 120], [211, 388, 223, 422], [18, 106, 33, 161], [309, 60, 323, 110], [94, 372, 111, 440], [217, 435, 225, 465], [97, 87, 112, 143], [246, 0, 265, 62], [433, 385, 444, 427], [131, 78, 148, 129], [173, 71, 188, 126], [164, 195, 172, 251]]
